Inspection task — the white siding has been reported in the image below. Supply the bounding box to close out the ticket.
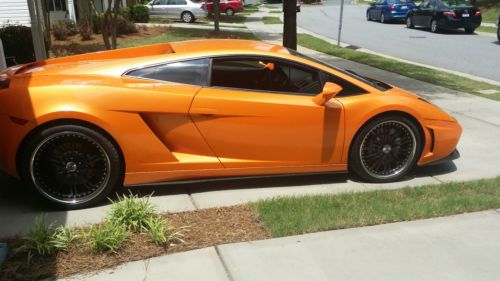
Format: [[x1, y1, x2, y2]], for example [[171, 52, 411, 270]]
[[0, 0, 31, 26]]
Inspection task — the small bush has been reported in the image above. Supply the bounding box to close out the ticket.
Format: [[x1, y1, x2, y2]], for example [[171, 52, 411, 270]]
[[51, 226, 79, 252], [0, 25, 35, 65], [117, 16, 138, 35], [92, 14, 103, 34], [129, 4, 150, 23], [77, 21, 92, 40], [87, 221, 129, 253], [144, 216, 185, 245], [18, 216, 56, 257], [108, 193, 157, 232], [52, 20, 71, 40]]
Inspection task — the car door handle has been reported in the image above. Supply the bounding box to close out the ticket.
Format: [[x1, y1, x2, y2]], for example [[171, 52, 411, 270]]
[[190, 107, 217, 116]]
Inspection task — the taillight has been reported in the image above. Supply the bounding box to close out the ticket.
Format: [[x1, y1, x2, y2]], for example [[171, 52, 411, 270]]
[[389, 5, 395, 11], [443, 10, 456, 17], [475, 11, 481, 16], [0, 74, 10, 89]]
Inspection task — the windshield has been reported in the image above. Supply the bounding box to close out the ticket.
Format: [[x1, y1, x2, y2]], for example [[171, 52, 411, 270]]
[[441, 0, 472, 7], [287, 48, 392, 91], [388, 0, 413, 4]]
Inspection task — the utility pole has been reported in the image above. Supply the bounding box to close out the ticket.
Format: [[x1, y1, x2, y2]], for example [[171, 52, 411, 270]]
[[27, 0, 47, 61], [283, 0, 297, 50], [337, 0, 345, 46], [0, 39, 6, 69]]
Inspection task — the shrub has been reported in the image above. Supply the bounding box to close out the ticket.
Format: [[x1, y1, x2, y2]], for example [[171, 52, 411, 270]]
[[108, 193, 157, 232], [17, 216, 56, 257], [0, 25, 35, 66], [117, 16, 138, 35], [77, 21, 92, 40], [87, 221, 129, 253], [144, 216, 186, 245], [51, 226, 79, 252], [52, 20, 71, 40], [92, 14, 103, 34], [129, 4, 150, 23]]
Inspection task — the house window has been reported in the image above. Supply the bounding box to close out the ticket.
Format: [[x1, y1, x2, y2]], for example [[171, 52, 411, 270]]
[[48, 0, 67, 11]]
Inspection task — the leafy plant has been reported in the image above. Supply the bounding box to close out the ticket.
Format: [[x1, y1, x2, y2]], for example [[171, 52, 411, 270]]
[[0, 25, 35, 66], [129, 4, 150, 23], [77, 21, 92, 40], [51, 226, 79, 252], [108, 192, 157, 232], [17, 216, 56, 257], [144, 216, 186, 245], [87, 221, 129, 253], [52, 20, 71, 40]]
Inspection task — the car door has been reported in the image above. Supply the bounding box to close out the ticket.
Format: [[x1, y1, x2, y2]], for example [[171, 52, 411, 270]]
[[413, 0, 428, 26], [166, 0, 187, 18], [149, 0, 168, 16], [370, 0, 383, 20], [189, 56, 345, 168]]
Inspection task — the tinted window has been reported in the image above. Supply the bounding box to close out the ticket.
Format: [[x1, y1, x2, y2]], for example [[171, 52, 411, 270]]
[[441, 0, 472, 7], [324, 73, 367, 97], [211, 58, 322, 95], [167, 0, 187, 4], [388, 0, 412, 3], [127, 58, 209, 86]]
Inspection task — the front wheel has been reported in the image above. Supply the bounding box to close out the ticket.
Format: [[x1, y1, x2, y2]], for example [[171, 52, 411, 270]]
[[181, 11, 195, 23], [226, 8, 234, 16], [497, 27, 500, 41], [20, 124, 123, 209], [380, 12, 386, 23], [366, 11, 372, 21], [349, 115, 422, 183], [406, 16, 414, 28]]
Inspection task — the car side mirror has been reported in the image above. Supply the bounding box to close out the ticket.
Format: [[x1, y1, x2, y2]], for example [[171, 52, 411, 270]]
[[312, 82, 343, 106]]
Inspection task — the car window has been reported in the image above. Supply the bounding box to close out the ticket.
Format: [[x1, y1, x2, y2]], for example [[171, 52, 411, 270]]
[[430, 0, 437, 8], [167, 0, 186, 5], [420, 0, 430, 7], [323, 73, 367, 97], [441, 0, 472, 8], [388, 0, 411, 3], [153, 0, 167, 4], [127, 58, 209, 86], [211, 58, 322, 95]]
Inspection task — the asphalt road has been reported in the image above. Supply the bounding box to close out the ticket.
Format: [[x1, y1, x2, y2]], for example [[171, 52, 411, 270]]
[[296, 0, 500, 82]]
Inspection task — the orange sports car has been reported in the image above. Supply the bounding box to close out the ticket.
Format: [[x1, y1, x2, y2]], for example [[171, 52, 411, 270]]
[[0, 39, 461, 209]]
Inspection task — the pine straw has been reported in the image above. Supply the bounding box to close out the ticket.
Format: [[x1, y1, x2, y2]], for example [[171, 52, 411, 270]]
[[0, 205, 269, 281]]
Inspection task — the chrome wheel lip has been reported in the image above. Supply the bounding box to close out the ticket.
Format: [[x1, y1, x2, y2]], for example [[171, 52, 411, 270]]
[[431, 20, 437, 32], [226, 8, 234, 16], [29, 131, 111, 205], [359, 120, 417, 180]]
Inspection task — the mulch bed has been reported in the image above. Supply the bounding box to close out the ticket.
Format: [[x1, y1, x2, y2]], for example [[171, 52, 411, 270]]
[[0, 205, 270, 281]]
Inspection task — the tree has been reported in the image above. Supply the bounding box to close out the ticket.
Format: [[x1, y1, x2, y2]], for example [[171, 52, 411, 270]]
[[283, 0, 297, 50], [213, 0, 221, 32], [94, 0, 122, 50]]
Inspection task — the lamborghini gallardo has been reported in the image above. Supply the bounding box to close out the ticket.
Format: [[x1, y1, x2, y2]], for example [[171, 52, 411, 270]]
[[0, 40, 462, 209]]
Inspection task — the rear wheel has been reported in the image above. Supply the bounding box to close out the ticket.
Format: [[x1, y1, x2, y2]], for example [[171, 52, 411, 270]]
[[464, 27, 475, 34], [226, 8, 234, 16], [20, 124, 123, 209], [406, 16, 414, 28], [349, 115, 422, 183], [181, 11, 195, 23], [430, 19, 439, 33], [497, 26, 500, 41]]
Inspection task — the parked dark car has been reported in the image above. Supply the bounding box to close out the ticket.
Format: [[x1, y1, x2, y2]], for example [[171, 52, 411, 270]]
[[406, 0, 481, 33], [497, 14, 500, 41], [367, 0, 416, 23]]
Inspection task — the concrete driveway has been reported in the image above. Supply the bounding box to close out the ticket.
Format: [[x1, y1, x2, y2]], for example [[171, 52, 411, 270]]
[[1, 46, 500, 238]]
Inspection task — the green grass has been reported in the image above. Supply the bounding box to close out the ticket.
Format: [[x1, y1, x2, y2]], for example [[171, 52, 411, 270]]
[[476, 25, 497, 33], [263, 16, 283, 24], [269, 10, 282, 13], [481, 5, 499, 23], [255, 177, 500, 237], [87, 221, 129, 253], [297, 33, 500, 101], [208, 14, 247, 24], [108, 193, 157, 232], [120, 27, 256, 48]]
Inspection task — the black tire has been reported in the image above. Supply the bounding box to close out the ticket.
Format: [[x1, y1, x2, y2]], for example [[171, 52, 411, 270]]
[[226, 8, 234, 16], [430, 19, 439, 33], [497, 27, 500, 42], [19, 124, 123, 209], [464, 27, 475, 34], [380, 12, 386, 23], [349, 115, 422, 183], [367, 11, 372, 21], [406, 15, 414, 28], [181, 11, 195, 23]]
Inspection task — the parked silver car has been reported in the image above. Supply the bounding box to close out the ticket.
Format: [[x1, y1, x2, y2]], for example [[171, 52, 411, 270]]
[[147, 0, 208, 23]]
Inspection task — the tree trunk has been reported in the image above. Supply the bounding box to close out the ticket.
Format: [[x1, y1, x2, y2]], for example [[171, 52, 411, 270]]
[[214, 0, 220, 32], [102, 0, 113, 50], [111, 0, 121, 49], [283, 0, 297, 50]]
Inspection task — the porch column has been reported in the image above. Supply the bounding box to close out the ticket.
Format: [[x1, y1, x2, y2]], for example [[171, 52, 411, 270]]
[[67, 0, 76, 22]]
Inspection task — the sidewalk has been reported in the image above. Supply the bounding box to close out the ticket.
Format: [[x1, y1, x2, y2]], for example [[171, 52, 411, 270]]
[[57, 210, 500, 281]]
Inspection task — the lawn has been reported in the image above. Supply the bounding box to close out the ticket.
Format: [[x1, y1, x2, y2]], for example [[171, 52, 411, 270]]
[[207, 14, 247, 24], [263, 16, 283, 24], [481, 5, 499, 23], [255, 176, 500, 237], [297, 33, 500, 101], [476, 26, 497, 33]]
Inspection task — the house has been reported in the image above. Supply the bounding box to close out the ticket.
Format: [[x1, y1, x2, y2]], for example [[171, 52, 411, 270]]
[[0, 0, 130, 27]]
